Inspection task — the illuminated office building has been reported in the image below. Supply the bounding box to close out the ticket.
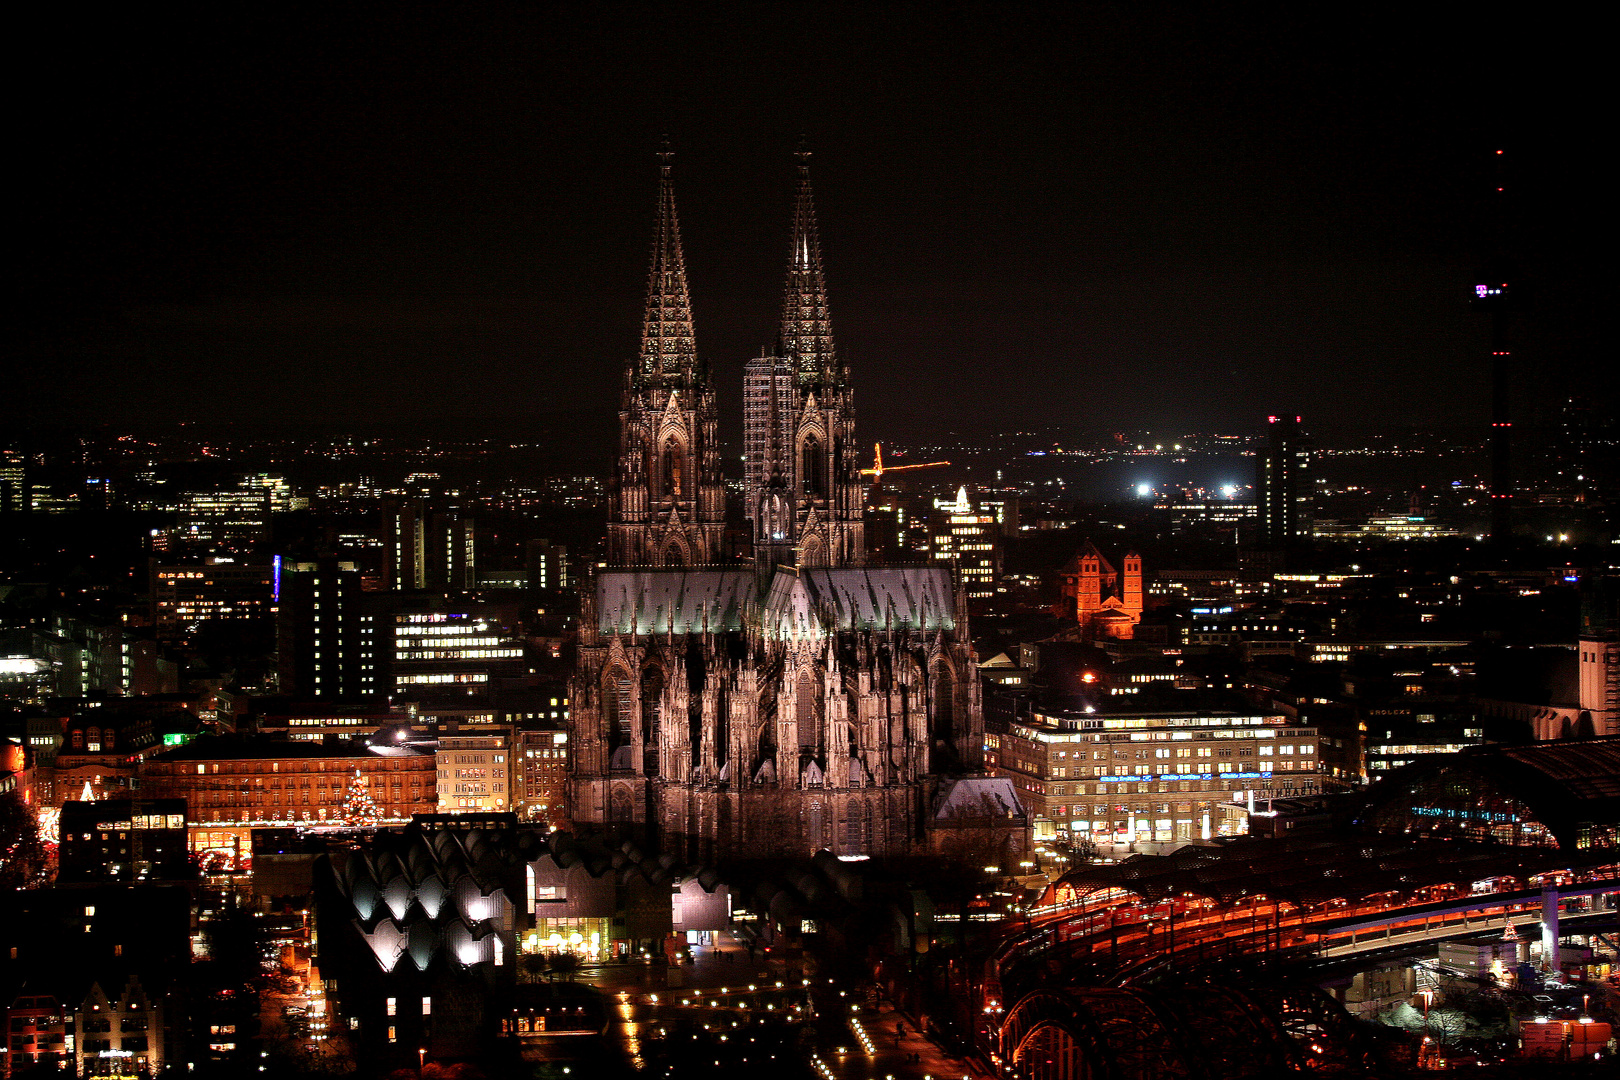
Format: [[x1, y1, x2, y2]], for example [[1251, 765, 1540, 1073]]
[[928, 486, 1001, 601], [392, 609, 524, 698], [524, 538, 569, 591], [0, 448, 25, 514], [437, 733, 512, 813], [151, 559, 274, 644], [275, 559, 383, 699], [386, 500, 476, 592], [177, 473, 304, 552], [1255, 414, 1313, 551], [991, 706, 1321, 843]]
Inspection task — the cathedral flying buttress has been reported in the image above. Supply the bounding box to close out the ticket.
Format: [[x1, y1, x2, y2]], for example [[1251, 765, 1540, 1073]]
[[570, 147, 1016, 863]]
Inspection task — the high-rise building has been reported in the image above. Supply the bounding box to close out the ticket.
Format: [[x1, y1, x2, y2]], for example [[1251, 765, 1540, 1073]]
[[975, 492, 1022, 538], [150, 558, 274, 644], [385, 500, 476, 592], [570, 149, 997, 861], [928, 487, 1001, 602], [177, 473, 305, 552], [742, 353, 796, 529], [1473, 148, 1517, 544], [1254, 414, 1313, 551], [390, 607, 524, 700], [275, 559, 384, 699], [31, 611, 173, 698], [0, 448, 25, 515], [524, 538, 569, 591]]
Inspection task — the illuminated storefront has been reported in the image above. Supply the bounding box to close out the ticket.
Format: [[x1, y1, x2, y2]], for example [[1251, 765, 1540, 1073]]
[[523, 919, 612, 961]]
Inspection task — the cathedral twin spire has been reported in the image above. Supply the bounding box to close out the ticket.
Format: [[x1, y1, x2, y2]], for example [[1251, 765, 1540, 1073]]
[[614, 142, 860, 569], [780, 147, 839, 386], [639, 143, 699, 382], [637, 142, 839, 388]]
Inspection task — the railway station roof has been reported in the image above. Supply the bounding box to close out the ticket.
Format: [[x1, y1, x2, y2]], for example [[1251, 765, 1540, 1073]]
[[1361, 735, 1620, 852], [1056, 835, 1594, 906]]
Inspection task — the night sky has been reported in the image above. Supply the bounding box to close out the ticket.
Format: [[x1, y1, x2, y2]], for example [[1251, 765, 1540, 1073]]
[[16, 4, 1609, 444]]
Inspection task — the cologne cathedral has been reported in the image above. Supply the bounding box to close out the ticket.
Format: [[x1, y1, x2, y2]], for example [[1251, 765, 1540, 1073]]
[[569, 151, 1007, 861]]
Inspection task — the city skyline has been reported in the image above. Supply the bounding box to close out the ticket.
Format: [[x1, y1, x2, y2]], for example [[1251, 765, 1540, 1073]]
[[15, 5, 1610, 442], [4, 11, 1617, 1071]]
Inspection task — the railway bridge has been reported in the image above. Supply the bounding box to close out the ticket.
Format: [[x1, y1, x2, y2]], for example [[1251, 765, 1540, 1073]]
[[980, 837, 1619, 1078]]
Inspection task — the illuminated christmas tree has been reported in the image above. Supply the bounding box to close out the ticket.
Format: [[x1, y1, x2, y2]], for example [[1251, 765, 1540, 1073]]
[[341, 770, 382, 827]]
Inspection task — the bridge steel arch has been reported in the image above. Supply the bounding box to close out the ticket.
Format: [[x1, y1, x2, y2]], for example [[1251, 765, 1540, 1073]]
[[1002, 974, 1381, 1080], [1224, 973, 1375, 1076], [1001, 990, 1114, 1080], [1001, 987, 1200, 1080], [1152, 980, 1298, 1079]]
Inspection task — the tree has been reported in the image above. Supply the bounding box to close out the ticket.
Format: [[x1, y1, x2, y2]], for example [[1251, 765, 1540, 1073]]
[[547, 952, 579, 982], [341, 771, 382, 828], [0, 790, 47, 888]]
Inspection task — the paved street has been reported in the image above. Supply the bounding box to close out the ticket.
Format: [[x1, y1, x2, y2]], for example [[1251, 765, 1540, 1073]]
[[570, 932, 989, 1079]]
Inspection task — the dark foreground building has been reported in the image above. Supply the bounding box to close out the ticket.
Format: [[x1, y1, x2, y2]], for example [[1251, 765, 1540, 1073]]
[[312, 822, 730, 1071]]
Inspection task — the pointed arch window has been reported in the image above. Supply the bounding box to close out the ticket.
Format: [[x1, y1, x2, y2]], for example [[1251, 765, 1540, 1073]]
[[931, 663, 956, 743], [641, 667, 664, 764], [802, 435, 823, 497], [663, 436, 684, 497], [796, 669, 822, 752], [605, 675, 633, 742], [807, 801, 828, 851]]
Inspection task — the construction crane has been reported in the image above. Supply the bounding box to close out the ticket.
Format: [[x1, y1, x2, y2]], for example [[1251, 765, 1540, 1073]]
[[861, 443, 949, 488]]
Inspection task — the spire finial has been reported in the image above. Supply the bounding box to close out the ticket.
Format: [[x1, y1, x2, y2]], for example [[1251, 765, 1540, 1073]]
[[639, 139, 697, 380], [781, 142, 835, 382]]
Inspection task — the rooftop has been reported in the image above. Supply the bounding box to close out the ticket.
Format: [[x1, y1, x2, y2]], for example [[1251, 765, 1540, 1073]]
[[149, 735, 432, 762]]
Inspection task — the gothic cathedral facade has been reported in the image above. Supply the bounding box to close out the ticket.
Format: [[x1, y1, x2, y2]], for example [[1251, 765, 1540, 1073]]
[[569, 151, 990, 860]]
